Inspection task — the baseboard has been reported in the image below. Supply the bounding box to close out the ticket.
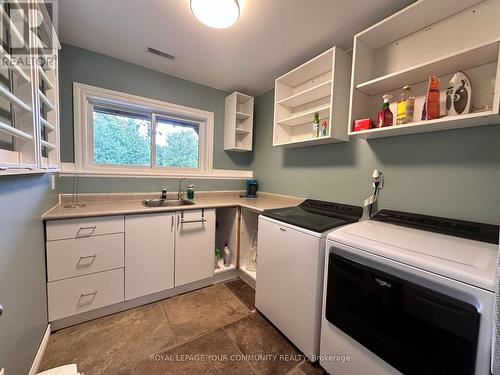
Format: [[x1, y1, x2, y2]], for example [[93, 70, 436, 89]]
[[29, 324, 51, 375]]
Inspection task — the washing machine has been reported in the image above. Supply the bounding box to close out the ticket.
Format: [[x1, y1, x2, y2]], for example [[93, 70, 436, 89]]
[[320, 209, 499, 375]]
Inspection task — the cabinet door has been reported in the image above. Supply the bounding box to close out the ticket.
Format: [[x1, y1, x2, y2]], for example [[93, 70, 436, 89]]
[[175, 209, 216, 287], [125, 213, 175, 300]]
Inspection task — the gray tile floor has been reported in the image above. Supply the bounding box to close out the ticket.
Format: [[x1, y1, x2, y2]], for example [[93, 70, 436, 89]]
[[40, 278, 326, 375]]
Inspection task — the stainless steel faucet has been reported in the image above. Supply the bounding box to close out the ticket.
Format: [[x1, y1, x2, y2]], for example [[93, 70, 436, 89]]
[[177, 178, 187, 200]]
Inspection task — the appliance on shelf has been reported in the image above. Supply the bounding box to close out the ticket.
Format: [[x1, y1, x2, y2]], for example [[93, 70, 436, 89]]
[[245, 179, 258, 198], [255, 199, 363, 359], [447, 71, 472, 116], [320, 209, 499, 375]]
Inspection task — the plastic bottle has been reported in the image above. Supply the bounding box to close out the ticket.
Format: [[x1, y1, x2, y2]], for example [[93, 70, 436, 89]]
[[223, 241, 231, 267], [186, 184, 195, 200], [321, 120, 328, 137], [312, 113, 320, 137], [377, 94, 393, 128], [396, 86, 415, 125], [425, 76, 440, 120]]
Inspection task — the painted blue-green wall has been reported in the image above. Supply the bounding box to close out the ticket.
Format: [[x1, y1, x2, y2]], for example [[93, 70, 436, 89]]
[[251, 90, 500, 225], [58, 44, 251, 193], [0, 174, 58, 375]]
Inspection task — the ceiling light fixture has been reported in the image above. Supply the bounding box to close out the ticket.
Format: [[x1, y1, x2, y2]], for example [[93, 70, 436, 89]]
[[190, 0, 240, 29]]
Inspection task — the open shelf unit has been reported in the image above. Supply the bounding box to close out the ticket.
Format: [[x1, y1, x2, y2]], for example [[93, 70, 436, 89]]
[[224, 92, 254, 151], [348, 0, 500, 139], [214, 207, 239, 275], [273, 47, 351, 147]]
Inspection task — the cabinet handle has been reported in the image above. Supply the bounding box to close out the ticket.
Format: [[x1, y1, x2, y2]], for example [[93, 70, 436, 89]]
[[76, 226, 96, 237], [78, 254, 97, 264], [180, 219, 206, 224], [179, 209, 206, 224], [80, 290, 97, 298], [171, 215, 174, 230]]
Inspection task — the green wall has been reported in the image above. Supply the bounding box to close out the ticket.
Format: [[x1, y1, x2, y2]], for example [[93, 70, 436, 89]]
[[0, 174, 58, 375], [58, 176, 245, 194], [251, 90, 500, 225], [58, 44, 251, 193]]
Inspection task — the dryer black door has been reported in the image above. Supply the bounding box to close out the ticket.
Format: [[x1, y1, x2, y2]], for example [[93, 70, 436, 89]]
[[325, 252, 480, 375]]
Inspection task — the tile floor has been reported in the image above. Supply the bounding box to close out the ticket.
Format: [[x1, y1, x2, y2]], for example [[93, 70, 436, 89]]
[[39, 278, 326, 375]]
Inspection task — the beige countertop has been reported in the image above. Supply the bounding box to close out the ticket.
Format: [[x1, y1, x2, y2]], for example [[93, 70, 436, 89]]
[[43, 191, 304, 221]]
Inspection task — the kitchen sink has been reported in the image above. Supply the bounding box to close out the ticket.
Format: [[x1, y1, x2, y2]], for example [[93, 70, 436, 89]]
[[142, 199, 195, 208]]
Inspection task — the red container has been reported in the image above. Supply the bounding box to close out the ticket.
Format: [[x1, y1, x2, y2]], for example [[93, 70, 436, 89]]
[[353, 118, 375, 132]]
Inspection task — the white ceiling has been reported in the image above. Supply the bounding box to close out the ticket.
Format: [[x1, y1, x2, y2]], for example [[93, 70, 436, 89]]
[[59, 0, 415, 95]]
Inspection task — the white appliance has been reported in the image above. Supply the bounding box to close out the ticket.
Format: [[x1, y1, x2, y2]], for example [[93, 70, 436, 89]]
[[320, 209, 499, 375], [255, 200, 362, 359]]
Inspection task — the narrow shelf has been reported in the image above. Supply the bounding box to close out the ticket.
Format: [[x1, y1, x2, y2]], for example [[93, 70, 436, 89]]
[[235, 127, 251, 134], [228, 146, 251, 152], [214, 264, 236, 274], [236, 111, 251, 120], [278, 105, 330, 127], [274, 135, 338, 148], [278, 80, 332, 108], [356, 39, 500, 96], [240, 265, 256, 281], [349, 111, 498, 139]]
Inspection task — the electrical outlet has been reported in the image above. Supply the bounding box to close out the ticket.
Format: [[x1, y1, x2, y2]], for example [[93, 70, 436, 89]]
[[51, 174, 56, 190]]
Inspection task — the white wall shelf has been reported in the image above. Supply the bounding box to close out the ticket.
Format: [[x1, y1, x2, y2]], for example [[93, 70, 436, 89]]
[[357, 39, 500, 96], [273, 47, 351, 147], [348, 0, 500, 140], [277, 80, 332, 108], [224, 92, 254, 152]]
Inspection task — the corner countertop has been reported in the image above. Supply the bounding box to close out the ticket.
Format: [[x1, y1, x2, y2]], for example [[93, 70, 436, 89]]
[[43, 191, 304, 221]]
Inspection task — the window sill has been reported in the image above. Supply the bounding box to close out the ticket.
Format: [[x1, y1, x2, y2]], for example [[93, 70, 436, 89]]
[[59, 163, 253, 180]]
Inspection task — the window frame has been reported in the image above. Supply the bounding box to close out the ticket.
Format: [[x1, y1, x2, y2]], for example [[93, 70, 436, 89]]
[[73, 82, 215, 177]]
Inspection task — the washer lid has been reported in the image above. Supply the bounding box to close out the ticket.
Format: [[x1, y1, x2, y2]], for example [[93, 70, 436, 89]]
[[328, 220, 498, 291]]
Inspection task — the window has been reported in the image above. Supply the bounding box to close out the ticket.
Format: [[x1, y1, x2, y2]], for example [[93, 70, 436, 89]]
[[155, 117, 199, 169], [93, 107, 152, 167], [73, 83, 215, 177]]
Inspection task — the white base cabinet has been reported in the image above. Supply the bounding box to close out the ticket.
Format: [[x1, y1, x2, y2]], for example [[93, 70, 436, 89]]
[[175, 209, 216, 287], [45, 208, 216, 323], [125, 213, 175, 300]]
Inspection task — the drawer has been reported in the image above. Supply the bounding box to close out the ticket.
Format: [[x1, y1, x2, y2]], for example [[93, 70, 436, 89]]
[[47, 233, 124, 282], [46, 216, 124, 241], [48, 268, 124, 321]]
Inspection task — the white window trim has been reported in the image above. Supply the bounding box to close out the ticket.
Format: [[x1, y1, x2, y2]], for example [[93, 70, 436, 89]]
[[71, 82, 252, 179]]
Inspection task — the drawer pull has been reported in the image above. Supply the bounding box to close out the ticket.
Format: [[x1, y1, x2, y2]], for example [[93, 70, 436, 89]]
[[80, 290, 98, 298], [78, 254, 97, 265], [76, 226, 97, 238]]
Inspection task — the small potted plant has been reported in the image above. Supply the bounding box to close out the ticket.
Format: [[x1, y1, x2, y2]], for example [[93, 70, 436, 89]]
[[214, 247, 224, 269]]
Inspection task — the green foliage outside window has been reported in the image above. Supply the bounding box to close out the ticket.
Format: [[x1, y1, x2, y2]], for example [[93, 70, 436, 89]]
[[93, 111, 199, 168]]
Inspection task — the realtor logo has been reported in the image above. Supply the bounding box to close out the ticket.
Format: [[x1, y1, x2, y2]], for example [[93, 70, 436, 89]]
[[0, 0, 60, 69]]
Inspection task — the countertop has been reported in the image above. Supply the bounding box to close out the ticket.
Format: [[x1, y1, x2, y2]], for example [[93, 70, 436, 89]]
[[43, 191, 304, 221]]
